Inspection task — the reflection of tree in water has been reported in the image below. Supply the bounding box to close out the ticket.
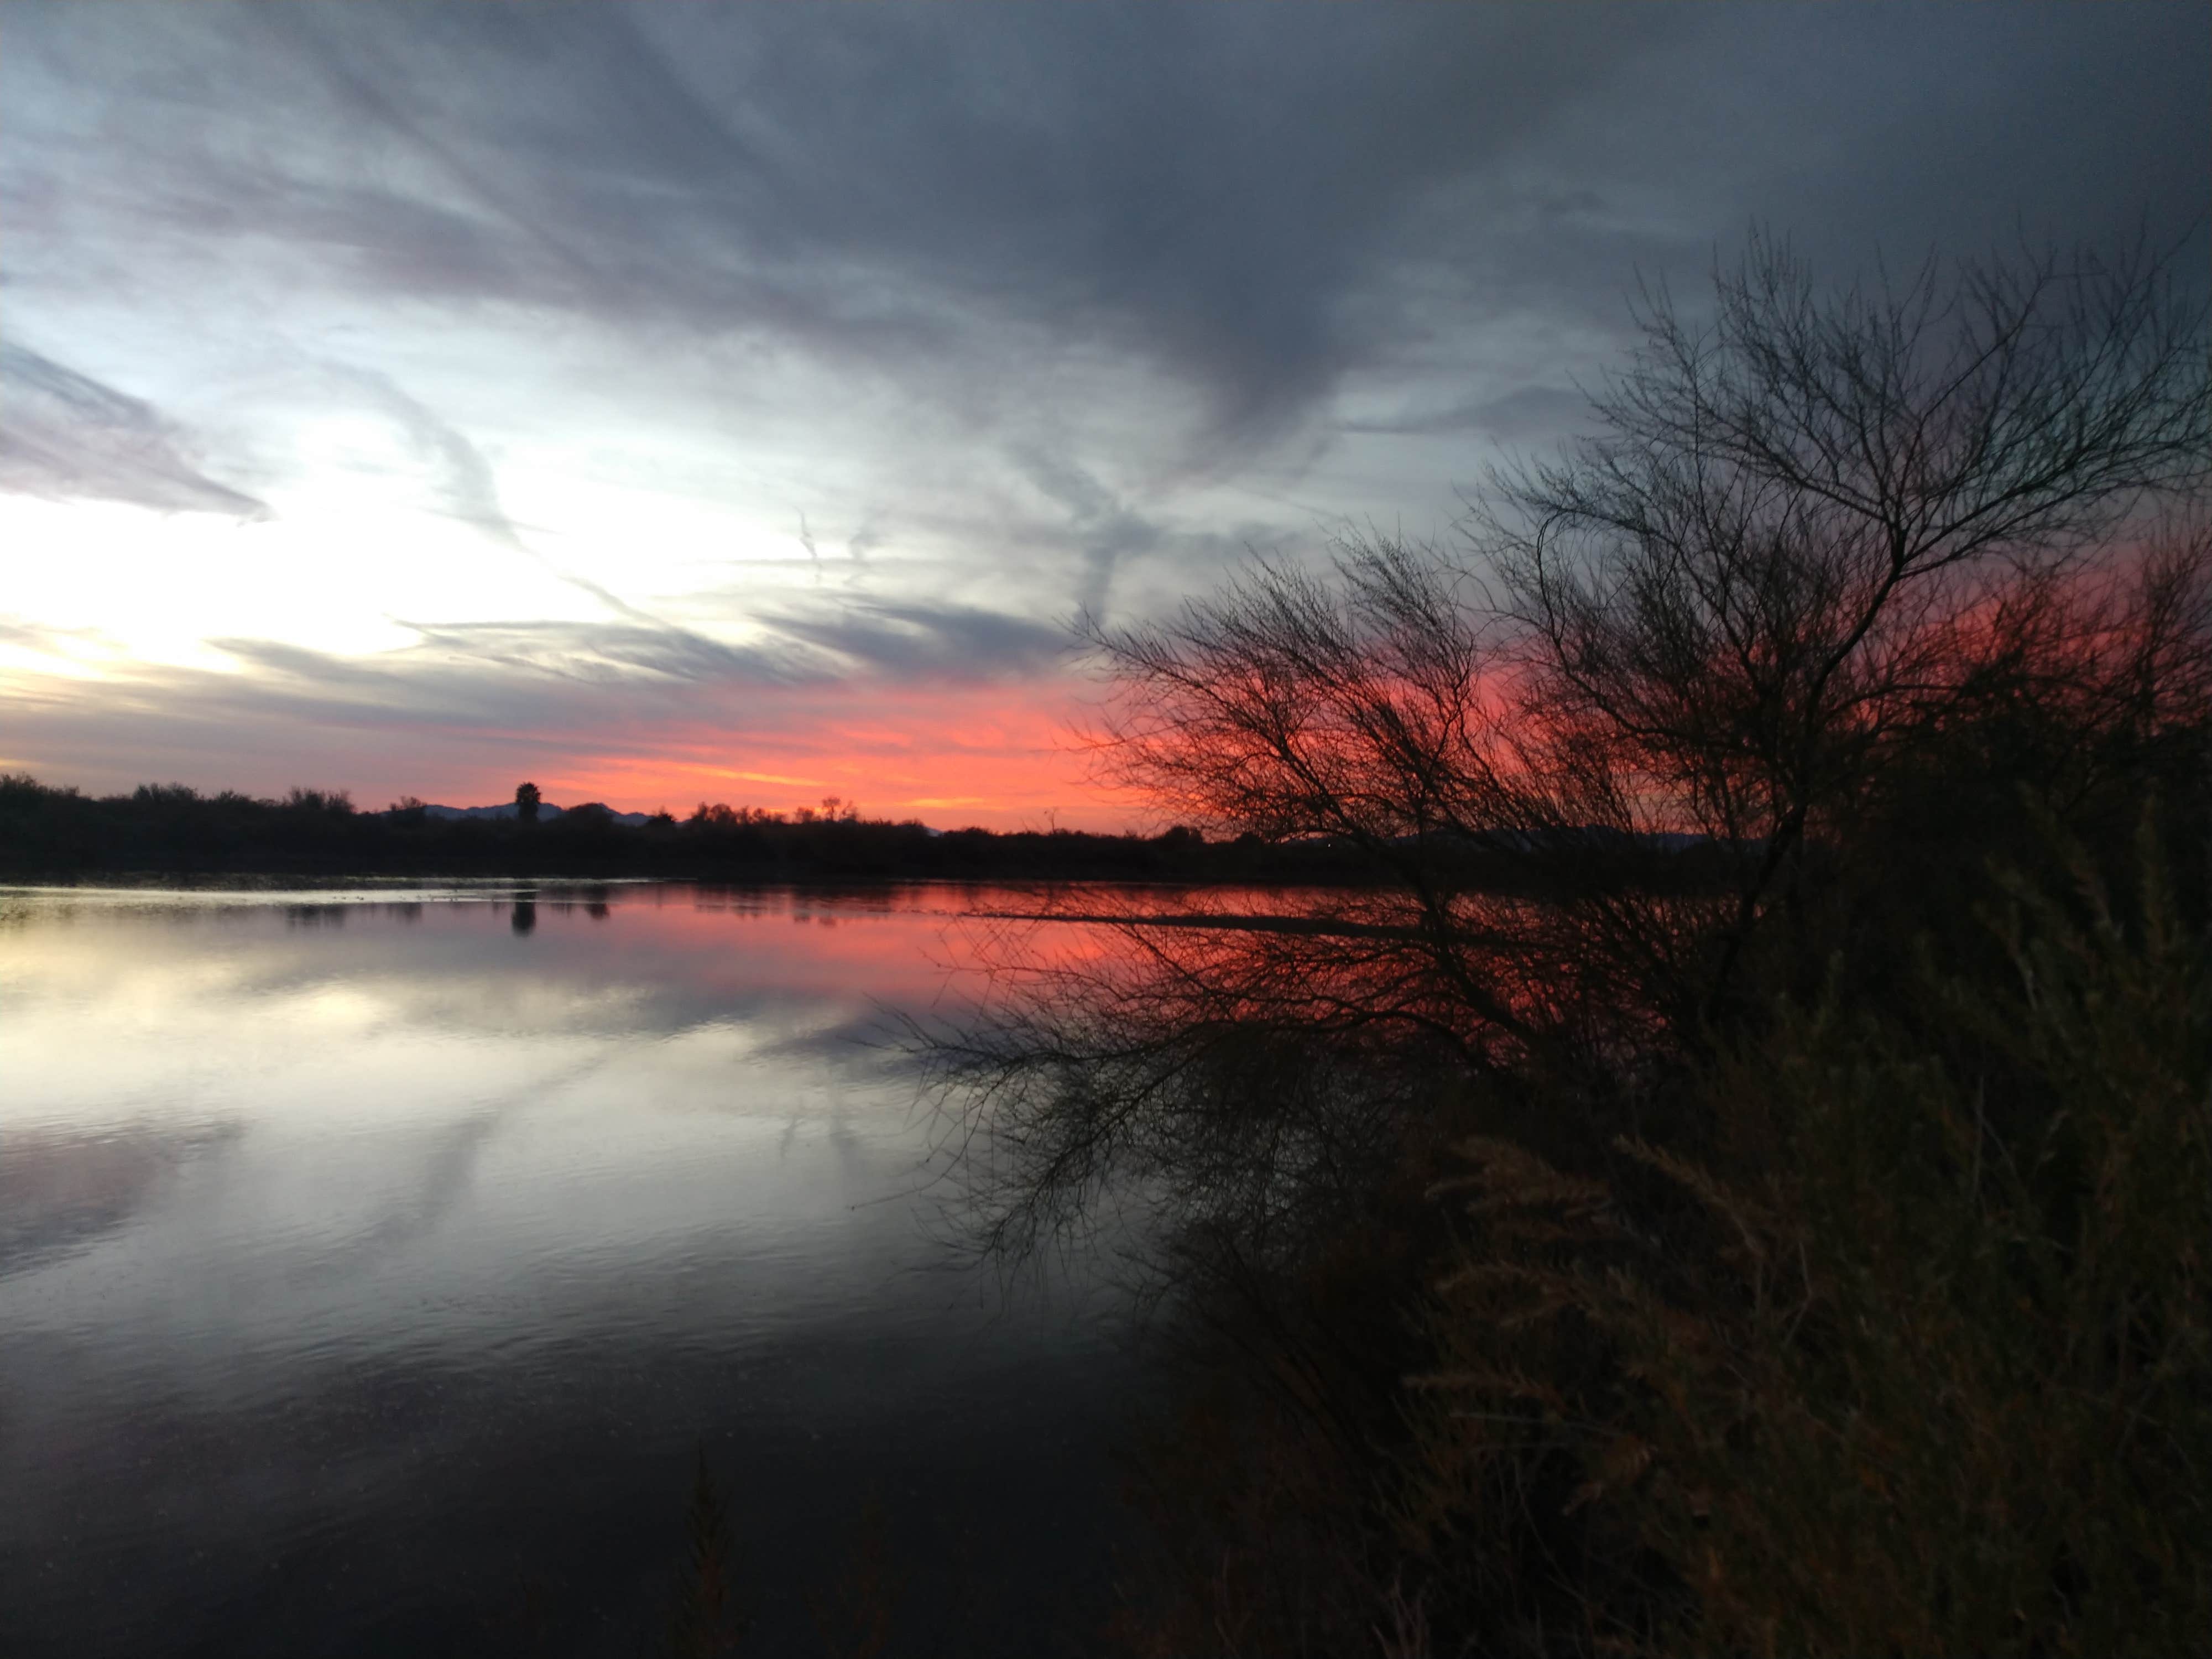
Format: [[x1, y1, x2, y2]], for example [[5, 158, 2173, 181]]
[[511, 890, 536, 935]]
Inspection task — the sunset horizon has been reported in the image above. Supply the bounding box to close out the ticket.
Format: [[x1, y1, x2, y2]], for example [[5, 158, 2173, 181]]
[[7, 6, 2203, 834], [5, 7, 2208, 1656], [6, 669, 1129, 831]]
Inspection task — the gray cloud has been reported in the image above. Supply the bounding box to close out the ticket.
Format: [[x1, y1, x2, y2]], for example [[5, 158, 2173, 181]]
[[163, 586, 1074, 744], [4, 5, 2201, 505], [0, 7, 1921, 452], [0, 646, 744, 805], [384, 591, 1069, 692], [765, 596, 1072, 680], [1342, 386, 1594, 443], [0, 342, 266, 516], [1010, 446, 1166, 622], [382, 619, 790, 691]]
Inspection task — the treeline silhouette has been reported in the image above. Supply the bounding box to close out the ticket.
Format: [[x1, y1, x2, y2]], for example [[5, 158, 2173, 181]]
[[0, 773, 1417, 884]]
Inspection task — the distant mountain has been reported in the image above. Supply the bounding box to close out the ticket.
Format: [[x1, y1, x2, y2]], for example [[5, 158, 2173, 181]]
[[407, 801, 656, 828]]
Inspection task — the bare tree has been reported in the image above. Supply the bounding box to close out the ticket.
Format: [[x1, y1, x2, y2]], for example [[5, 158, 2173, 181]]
[[916, 229, 2212, 1302], [1072, 231, 2210, 1056], [1483, 229, 2210, 1010], [919, 228, 2209, 1659], [916, 231, 2211, 1659]]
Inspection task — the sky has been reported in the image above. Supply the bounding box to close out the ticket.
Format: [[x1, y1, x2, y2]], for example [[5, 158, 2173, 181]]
[[2, 3, 2205, 828]]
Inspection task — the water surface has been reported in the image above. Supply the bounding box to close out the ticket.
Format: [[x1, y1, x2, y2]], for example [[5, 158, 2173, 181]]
[[0, 882, 1139, 1657]]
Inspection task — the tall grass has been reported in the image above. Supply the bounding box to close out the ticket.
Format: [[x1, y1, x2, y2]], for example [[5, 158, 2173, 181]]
[[1409, 818, 2211, 1655]]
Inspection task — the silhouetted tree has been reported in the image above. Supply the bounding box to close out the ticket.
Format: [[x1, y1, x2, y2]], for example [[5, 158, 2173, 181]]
[[1067, 231, 2211, 1074], [514, 781, 541, 823], [925, 229, 2211, 1656]]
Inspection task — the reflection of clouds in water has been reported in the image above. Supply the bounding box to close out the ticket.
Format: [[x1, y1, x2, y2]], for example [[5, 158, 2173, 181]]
[[0, 884, 1057, 1318], [284, 1046, 627, 1285], [753, 1006, 911, 1071], [280, 1112, 504, 1287], [0, 884, 1140, 1654], [4, 884, 983, 1044], [0, 1121, 242, 1277], [350, 1110, 502, 1266], [0, 886, 995, 1285]]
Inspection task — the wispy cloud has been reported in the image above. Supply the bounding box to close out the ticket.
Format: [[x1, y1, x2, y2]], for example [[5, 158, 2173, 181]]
[[1, 5, 1700, 454], [764, 596, 1073, 680], [1007, 445, 1168, 623], [1340, 386, 1593, 444], [310, 362, 527, 548], [0, 343, 265, 517]]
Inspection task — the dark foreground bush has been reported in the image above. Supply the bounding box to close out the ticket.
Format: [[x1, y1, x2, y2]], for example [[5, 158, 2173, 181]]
[[1411, 822, 2211, 1657]]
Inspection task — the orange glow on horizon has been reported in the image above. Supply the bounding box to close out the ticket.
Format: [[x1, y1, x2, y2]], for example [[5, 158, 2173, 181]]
[[0, 658, 1159, 832], [486, 679, 1145, 833]]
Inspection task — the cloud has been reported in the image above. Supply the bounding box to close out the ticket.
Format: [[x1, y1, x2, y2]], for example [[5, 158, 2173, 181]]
[[1340, 385, 1594, 444], [4, 4, 2201, 561], [0, 617, 108, 654], [7, 9, 2204, 436], [0, 5, 1704, 453], [309, 362, 527, 549], [764, 596, 1072, 680], [384, 591, 1070, 693], [290, 359, 728, 637], [160, 586, 1072, 743], [1009, 445, 1166, 622], [382, 619, 791, 690], [0, 343, 266, 517]]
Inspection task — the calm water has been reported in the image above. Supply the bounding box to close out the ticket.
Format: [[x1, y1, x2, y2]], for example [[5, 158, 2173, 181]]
[[0, 882, 1143, 1657]]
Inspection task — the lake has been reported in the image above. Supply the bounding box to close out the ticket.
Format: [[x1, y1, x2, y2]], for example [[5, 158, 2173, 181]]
[[0, 881, 1145, 1657]]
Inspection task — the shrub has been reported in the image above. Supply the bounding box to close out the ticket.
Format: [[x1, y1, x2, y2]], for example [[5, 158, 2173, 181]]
[[1413, 820, 2212, 1656]]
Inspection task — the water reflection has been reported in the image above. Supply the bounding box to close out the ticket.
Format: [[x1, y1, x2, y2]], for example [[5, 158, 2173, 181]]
[[0, 1120, 243, 1276], [0, 882, 1139, 1658]]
